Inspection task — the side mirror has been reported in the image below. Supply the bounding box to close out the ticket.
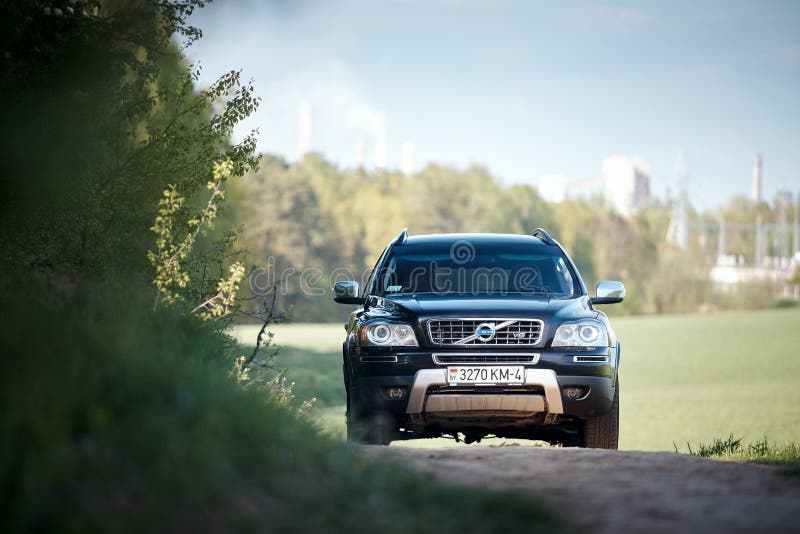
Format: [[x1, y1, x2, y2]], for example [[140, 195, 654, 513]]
[[332, 281, 365, 305], [591, 280, 625, 305]]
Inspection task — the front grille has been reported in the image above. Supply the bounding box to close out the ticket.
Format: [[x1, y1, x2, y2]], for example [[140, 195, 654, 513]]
[[433, 354, 539, 364], [427, 319, 543, 346]]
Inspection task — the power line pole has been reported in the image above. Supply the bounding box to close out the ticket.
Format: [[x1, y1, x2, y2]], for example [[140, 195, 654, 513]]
[[778, 189, 788, 265], [794, 191, 799, 256], [755, 214, 763, 266], [297, 100, 311, 161], [752, 154, 762, 204]]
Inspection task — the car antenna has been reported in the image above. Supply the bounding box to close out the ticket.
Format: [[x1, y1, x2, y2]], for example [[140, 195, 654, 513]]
[[396, 228, 408, 245], [531, 228, 556, 245]]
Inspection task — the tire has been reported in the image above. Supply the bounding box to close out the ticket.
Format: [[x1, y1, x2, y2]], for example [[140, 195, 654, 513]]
[[580, 379, 619, 449], [347, 406, 394, 445], [345, 365, 393, 445], [344, 360, 365, 443]]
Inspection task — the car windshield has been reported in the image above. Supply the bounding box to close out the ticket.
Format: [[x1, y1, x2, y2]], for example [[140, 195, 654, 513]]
[[375, 241, 578, 298]]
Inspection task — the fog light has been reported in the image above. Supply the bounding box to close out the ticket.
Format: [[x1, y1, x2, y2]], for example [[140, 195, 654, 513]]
[[564, 387, 587, 400], [387, 387, 406, 400]]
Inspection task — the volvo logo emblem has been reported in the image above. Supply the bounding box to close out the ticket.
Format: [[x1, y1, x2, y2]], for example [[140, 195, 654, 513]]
[[474, 323, 496, 342]]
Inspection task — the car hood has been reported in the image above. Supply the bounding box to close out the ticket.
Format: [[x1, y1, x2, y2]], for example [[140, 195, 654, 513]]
[[384, 294, 595, 322]]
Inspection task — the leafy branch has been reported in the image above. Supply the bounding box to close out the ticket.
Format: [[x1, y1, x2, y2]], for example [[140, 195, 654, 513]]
[[148, 159, 244, 318]]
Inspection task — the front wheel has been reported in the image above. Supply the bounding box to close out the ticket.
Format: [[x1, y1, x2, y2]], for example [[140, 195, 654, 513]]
[[345, 376, 393, 445], [347, 413, 395, 446], [580, 380, 619, 449]]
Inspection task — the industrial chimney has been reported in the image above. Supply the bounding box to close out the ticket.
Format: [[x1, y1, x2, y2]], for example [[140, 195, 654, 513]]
[[401, 141, 415, 176], [297, 101, 311, 161], [374, 134, 386, 171], [752, 154, 762, 205], [355, 135, 366, 169]]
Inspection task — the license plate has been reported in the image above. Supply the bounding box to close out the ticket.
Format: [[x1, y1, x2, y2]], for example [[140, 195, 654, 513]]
[[446, 366, 525, 386]]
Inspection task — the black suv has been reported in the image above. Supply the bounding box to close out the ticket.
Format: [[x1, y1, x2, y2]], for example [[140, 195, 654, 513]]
[[333, 229, 624, 448]]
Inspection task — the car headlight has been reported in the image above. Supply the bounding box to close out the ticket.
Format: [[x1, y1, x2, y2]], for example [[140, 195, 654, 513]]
[[552, 320, 608, 347], [361, 322, 419, 347]]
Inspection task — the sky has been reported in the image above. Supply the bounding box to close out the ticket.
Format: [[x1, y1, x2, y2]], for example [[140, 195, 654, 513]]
[[187, 0, 800, 209]]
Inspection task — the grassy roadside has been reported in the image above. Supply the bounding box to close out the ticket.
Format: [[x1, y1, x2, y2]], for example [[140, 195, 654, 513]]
[[676, 436, 800, 475], [2, 289, 558, 533]]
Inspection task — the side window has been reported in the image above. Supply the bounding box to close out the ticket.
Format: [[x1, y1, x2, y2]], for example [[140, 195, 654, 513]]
[[381, 257, 397, 293], [555, 257, 574, 295], [363, 246, 388, 297]]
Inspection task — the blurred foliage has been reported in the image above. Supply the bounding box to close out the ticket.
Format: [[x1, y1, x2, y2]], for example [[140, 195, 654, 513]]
[[0, 283, 557, 532], [0, 0, 258, 300]]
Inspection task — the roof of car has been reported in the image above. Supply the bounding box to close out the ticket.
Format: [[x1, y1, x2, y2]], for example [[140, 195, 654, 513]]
[[401, 233, 552, 247]]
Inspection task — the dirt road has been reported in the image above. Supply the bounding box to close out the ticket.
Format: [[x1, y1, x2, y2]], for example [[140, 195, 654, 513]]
[[364, 446, 800, 533]]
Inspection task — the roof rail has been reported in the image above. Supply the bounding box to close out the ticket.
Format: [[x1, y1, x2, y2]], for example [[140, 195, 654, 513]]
[[531, 228, 556, 245], [395, 228, 409, 245]]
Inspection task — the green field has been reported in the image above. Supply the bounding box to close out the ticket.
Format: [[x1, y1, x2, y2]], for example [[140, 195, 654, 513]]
[[232, 308, 800, 451]]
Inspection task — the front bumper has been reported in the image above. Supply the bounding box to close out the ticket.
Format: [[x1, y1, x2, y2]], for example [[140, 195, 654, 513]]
[[405, 368, 563, 423], [350, 346, 618, 423]]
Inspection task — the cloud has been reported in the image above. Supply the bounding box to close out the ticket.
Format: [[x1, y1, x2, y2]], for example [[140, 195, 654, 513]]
[[246, 60, 388, 166]]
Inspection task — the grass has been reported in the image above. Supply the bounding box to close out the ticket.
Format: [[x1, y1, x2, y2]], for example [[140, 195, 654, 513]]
[[233, 308, 800, 451], [677, 435, 800, 475], [680, 434, 746, 457], [616, 308, 800, 451]]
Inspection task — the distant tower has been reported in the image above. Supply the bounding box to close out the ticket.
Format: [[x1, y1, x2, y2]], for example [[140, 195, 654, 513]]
[[752, 154, 762, 205], [297, 101, 311, 161], [666, 151, 690, 249], [355, 135, 366, 169], [374, 134, 386, 171], [401, 142, 415, 176]]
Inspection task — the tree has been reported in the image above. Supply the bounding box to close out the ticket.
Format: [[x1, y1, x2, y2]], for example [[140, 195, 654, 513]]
[[0, 0, 258, 305]]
